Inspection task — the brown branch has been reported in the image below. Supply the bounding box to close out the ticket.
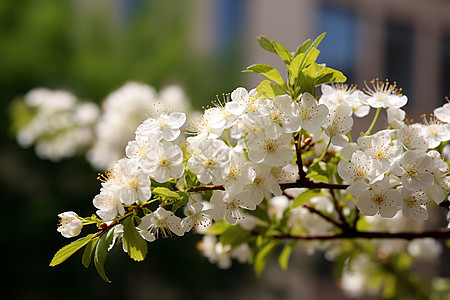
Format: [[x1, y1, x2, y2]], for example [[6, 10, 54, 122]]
[[294, 133, 307, 180], [273, 228, 450, 240], [302, 202, 346, 230], [186, 181, 349, 193], [329, 188, 351, 230]]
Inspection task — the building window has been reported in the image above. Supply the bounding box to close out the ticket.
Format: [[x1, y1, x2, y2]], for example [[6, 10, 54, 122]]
[[385, 21, 414, 107], [317, 3, 358, 83]]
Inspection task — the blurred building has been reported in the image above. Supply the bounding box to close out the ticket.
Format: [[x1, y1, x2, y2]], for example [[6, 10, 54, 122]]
[[193, 0, 450, 118]]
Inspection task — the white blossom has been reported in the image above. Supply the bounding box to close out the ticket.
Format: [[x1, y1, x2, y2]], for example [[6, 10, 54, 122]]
[[138, 207, 185, 237], [57, 211, 83, 238]]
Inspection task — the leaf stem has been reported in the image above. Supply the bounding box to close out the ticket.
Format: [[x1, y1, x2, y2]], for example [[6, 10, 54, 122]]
[[365, 107, 381, 135]]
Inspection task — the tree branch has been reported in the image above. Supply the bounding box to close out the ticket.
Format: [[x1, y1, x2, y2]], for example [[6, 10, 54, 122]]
[[273, 228, 450, 240]]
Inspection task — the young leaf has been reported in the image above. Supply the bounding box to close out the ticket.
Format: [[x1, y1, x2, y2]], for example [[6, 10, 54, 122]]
[[256, 80, 287, 98], [122, 217, 148, 261], [257, 36, 276, 54], [152, 187, 182, 200], [220, 225, 251, 248], [271, 41, 293, 65], [294, 39, 313, 56], [311, 32, 327, 49], [291, 189, 322, 209], [82, 237, 99, 268], [254, 240, 281, 277], [94, 228, 115, 283], [205, 219, 231, 235], [315, 67, 347, 86], [244, 64, 286, 86], [278, 240, 298, 271], [49, 234, 95, 267], [172, 191, 189, 213]]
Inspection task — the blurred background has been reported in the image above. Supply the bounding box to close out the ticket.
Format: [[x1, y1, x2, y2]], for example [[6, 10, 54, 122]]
[[2, 0, 450, 299]]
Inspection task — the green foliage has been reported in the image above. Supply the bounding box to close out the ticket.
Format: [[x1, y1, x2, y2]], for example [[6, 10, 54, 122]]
[[255, 80, 287, 98], [306, 161, 330, 183], [244, 64, 286, 86], [82, 237, 99, 268], [278, 240, 298, 271], [49, 234, 95, 267], [220, 225, 251, 248], [93, 228, 115, 283], [291, 189, 323, 209], [122, 217, 148, 262], [253, 33, 346, 99], [253, 240, 281, 277]]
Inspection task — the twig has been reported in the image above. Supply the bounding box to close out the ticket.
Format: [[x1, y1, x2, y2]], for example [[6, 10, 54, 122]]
[[329, 188, 351, 230], [273, 228, 450, 240], [302, 202, 346, 230]]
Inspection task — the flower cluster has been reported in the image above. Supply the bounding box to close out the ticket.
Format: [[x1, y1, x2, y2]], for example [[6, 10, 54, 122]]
[[87, 82, 192, 170], [50, 35, 450, 298], [13, 88, 99, 161]]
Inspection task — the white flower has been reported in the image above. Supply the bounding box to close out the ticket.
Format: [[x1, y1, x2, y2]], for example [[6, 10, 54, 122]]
[[257, 95, 301, 138], [407, 238, 442, 261], [187, 139, 230, 184], [434, 102, 450, 123], [101, 158, 151, 205], [181, 202, 212, 232], [395, 124, 428, 151], [93, 186, 125, 221], [401, 189, 429, 221], [136, 107, 186, 142], [214, 150, 256, 194], [246, 131, 293, 167], [337, 150, 381, 195], [357, 132, 402, 175], [323, 104, 354, 146], [244, 164, 282, 205], [87, 81, 157, 170], [209, 190, 256, 225], [141, 140, 184, 183], [386, 107, 406, 129], [57, 211, 83, 238], [296, 92, 329, 133], [138, 207, 185, 237], [197, 235, 232, 269], [356, 177, 401, 217], [391, 150, 434, 192], [362, 79, 407, 109], [419, 117, 450, 149], [319, 84, 369, 118]]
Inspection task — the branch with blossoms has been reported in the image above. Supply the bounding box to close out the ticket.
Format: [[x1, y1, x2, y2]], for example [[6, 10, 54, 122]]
[[48, 33, 450, 298]]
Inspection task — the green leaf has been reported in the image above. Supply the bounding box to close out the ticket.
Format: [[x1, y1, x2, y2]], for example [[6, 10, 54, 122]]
[[49, 234, 95, 267], [315, 67, 347, 86], [82, 237, 99, 268], [257, 36, 276, 54], [220, 225, 251, 248], [245, 205, 271, 223], [94, 228, 115, 283], [152, 187, 182, 200], [122, 217, 148, 261], [311, 32, 327, 49], [254, 240, 281, 277], [294, 39, 313, 56], [291, 189, 322, 209], [172, 191, 189, 213], [244, 64, 285, 86], [271, 41, 293, 65], [205, 219, 230, 235], [306, 161, 329, 183], [256, 80, 287, 98], [278, 240, 298, 271]]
